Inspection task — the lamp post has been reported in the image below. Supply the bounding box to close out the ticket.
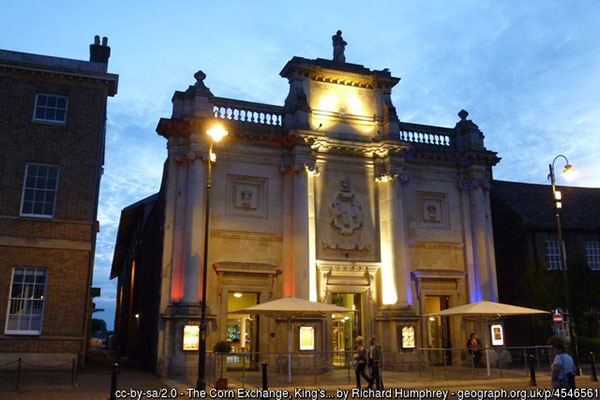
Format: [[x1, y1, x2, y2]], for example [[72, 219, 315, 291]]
[[547, 154, 581, 375], [197, 125, 228, 391]]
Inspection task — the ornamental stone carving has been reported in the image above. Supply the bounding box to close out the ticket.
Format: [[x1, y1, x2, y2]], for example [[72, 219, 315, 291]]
[[329, 177, 362, 235]]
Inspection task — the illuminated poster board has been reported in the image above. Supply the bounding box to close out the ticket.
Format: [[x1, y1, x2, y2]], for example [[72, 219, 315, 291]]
[[299, 326, 315, 351], [491, 324, 504, 346], [183, 325, 199, 351], [401, 326, 415, 349]]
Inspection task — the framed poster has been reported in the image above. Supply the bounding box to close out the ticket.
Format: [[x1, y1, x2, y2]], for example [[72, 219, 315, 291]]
[[401, 326, 415, 349], [299, 326, 315, 351], [491, 324, 504, 346], [183, 325, 199, 351]]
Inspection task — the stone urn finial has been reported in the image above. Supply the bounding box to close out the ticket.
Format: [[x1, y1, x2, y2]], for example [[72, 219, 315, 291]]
[[194, 70, 207, 83], [458, 109, 469, 121]]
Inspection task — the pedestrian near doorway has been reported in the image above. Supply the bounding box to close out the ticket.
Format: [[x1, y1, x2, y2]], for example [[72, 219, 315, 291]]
[[367, 336, 383, 390], [551, 343, 576, 399], [467, 333, 483, 368], [353, 336, 373, 389]]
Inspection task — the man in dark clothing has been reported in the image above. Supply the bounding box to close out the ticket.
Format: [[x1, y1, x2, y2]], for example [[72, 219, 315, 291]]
[[467, 333, 483, 368], [367, 336, 383, 390]]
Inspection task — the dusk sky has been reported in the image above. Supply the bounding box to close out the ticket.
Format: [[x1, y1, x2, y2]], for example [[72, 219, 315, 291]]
[[3, 1, 599, 329]]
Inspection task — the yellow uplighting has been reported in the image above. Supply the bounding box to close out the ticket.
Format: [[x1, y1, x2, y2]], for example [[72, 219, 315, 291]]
[[561, 164, 576, 181], [233, 292, 242, 298], [556, 201, 562, 209], [206, 125, 228, 142]]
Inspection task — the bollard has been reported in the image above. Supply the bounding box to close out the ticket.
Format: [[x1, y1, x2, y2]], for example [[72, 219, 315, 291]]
[[262, 361, 268, 390], [16, 358, 21, 391], [71, 359, 75, 386], [528, 354, 536, 386], [109, 362, 119, 400], [591, 352, 598, 382]]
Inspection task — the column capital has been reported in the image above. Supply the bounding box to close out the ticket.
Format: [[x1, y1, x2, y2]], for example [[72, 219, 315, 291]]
[[374, 156, 408, 183]]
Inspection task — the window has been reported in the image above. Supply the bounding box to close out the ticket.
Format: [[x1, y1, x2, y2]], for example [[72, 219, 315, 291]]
[[545, 240, 562, 270], [20, 163, 59, 218], [33, 94, 68, 123], [5, 268, 47, 335], [586, 242, 600, 271]]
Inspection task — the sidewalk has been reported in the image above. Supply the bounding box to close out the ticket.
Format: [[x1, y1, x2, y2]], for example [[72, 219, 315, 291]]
[[0, 351, 169, 400], [2, 354, 599, 400]]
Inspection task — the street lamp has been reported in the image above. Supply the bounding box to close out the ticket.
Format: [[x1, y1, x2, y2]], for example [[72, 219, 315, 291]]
[[197, 124, 228, 390], [547, 154, 580, 375]]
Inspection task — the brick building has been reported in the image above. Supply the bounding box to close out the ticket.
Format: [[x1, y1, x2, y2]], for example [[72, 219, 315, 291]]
[[0, 37, 118, 366], [491, 180, 600, 346]]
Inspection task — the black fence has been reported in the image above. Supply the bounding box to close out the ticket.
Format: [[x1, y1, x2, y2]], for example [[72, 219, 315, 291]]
[[0, 357, 78, 391]]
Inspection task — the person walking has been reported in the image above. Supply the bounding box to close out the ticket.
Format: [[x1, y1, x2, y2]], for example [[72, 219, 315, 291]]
[[551, 343, 576, 399], [353, 336, 373, 389], [467, 333, 482, 368], [367, 336, 383, 390]]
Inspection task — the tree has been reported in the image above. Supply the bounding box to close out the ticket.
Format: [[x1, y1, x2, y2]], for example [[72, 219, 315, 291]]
[[92, 318, 107, 334]]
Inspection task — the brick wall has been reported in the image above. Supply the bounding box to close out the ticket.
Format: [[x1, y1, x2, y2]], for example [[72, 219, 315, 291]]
[[0, 63, 111, 356]]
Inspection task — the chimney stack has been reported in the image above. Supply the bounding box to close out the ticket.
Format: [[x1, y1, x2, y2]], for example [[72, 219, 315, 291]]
[[89, 35, 111, 64]]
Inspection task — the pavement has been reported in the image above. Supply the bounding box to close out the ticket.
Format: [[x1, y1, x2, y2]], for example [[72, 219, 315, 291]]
[[1, 352, 599, 400]]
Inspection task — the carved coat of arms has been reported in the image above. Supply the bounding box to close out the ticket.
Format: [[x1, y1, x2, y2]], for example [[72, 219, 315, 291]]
[[329, 177, 362, 235]]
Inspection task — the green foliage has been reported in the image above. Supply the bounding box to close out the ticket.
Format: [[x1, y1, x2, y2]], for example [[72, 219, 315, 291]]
[[91, 318, 107, 334], [577, 336, 600, 359], [547, 335, 567, 347], [214, 340, 232, 353]]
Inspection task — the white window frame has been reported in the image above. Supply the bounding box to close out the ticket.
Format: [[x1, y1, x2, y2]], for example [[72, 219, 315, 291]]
[[585, 242, 600, 271], [20, 163, 60, 218], [545, 240, 562, 270], [4, 267, 48, 335], [32, 93, 68, 124]]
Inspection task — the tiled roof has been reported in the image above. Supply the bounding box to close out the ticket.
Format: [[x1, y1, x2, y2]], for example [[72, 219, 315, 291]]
[[491, 180, 600, 231]]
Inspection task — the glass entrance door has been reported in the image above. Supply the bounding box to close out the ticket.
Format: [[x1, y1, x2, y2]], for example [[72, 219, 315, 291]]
[[425, 295, 451, 365], [331, 293, 361, 367], [227, 292, 259, 369]]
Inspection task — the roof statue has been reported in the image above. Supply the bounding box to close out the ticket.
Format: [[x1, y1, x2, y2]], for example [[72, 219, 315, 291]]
[[332, 30, 347, 63]]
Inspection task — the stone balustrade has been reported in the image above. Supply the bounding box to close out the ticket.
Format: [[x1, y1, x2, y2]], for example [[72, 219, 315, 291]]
[[399, 122, 454, 147], [213, 97, 283, 126]]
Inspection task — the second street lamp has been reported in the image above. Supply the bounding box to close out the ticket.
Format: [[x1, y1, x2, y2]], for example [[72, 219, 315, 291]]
[[197, 124, 228, 390], [547, 154, 581, 375]]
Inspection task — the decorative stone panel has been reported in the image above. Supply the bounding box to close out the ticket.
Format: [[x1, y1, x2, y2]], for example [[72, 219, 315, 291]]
[[416, 191, 450, 230], [225, 174, 268, 219]]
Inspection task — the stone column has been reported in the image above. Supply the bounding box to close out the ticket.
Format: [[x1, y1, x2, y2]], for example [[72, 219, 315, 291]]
[[469, 185, 498, 301], [392, 179, 412, 307], [182, 143, 207, 304], [170, 152, 188, 301], [281, 173, 295, 297], [162, 141, 179, 302], [377, 180, 398, 306], [292, 168, 310, 300], [377, 176, 411, 307], [460, 187, 478, 302]]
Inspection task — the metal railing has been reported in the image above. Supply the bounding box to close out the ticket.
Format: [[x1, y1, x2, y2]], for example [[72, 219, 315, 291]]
[[167, 347, 555, 388], [0, 357, 78, 391], [416, 346, 553, 381]]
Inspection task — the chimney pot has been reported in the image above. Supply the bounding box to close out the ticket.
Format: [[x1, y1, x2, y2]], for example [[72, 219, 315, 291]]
[[90, 35, 111, 64]]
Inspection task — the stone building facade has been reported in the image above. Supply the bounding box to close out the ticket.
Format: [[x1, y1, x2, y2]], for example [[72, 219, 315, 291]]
[[113, 46, 499, 376], [0, 37, 118, 365]]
